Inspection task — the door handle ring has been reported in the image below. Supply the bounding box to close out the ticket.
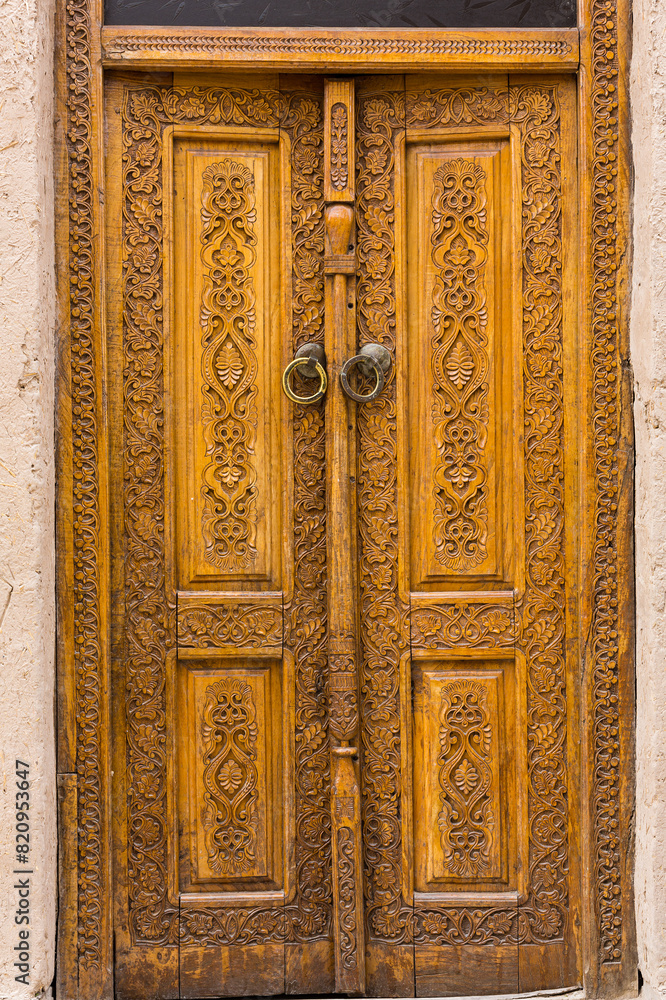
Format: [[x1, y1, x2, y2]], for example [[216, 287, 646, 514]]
[[340, 343, 392, 403], [282, 354, 328, 404]]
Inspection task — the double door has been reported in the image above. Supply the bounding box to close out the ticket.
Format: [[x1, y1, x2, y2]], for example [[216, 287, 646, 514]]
[[107, 70, 580, 998]]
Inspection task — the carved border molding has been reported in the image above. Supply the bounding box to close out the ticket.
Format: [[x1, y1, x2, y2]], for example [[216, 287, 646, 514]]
[[101, 27, 579, 71], [589, 0, 625, 967], [64, 0, 103, 974]]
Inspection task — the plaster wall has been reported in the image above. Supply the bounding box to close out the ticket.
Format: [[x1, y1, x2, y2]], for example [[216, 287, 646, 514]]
[[0, 0, 661, 998], [0, 0, 57, 994], [631, 0, 666, 995]]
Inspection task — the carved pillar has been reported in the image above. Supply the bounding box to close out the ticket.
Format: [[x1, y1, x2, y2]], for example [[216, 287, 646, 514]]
[[323, 77, 365, 995]]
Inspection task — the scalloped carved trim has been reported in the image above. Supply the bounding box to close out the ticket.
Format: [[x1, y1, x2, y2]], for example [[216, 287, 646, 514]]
[[104, 33, 574, 59]]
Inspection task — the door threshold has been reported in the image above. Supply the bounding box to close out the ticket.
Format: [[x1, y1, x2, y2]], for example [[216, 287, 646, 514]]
[[214, 987, 586, 1000]]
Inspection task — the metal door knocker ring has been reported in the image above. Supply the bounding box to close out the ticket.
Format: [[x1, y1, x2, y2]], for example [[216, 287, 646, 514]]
[[282, 353, 328, 404], [340, 343, 392, 403]]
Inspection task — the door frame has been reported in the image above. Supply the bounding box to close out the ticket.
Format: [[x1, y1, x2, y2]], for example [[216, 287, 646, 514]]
[[54, 1, 636, 997]]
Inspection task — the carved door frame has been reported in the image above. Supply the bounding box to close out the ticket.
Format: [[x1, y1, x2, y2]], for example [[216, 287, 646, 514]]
[[55, 2, 636, 998]]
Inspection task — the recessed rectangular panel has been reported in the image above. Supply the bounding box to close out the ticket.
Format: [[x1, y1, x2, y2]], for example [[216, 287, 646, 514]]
[[178, 656, 283, 890], [173, 138, 283, 589], [407, 142, 512, 589], [413, 657, 516, 893]]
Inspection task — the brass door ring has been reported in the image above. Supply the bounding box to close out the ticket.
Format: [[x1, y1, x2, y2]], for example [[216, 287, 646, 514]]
[[340, 344, 391, 403], [282, 355, 328, 404]]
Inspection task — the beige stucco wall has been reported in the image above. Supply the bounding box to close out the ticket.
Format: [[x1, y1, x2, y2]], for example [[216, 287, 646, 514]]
[[0, 0, 661, 997], [632, 0, 666, 994], [0, 0, 56, 993]]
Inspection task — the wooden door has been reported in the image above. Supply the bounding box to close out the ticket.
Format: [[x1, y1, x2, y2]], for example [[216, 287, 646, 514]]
[[352, 74, 579, 997], [104, 69, 580, 999]]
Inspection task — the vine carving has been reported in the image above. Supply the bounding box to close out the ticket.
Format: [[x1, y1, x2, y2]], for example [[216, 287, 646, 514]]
[[122, 84, 329, 946], [330, 102, 348, 190], [337, 826, 358, 970], [590, 0, 624, 964], [66, 0, 103, 970]]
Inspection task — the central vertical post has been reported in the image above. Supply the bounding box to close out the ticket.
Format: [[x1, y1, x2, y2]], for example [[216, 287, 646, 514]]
[[323, 76, 365, 995]]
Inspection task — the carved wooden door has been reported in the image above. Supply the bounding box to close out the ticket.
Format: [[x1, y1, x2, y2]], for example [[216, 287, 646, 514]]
[[106, 70, 581, 999]]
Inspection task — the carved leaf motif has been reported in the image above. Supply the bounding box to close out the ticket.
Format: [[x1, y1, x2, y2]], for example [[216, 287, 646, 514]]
[[337, 827, 358, 970], [454, 758, 479, 794], [281, 93, 332, 942], [216, 340, 244, 389], [446, 341, 474, 389], [356, 90, 411, 945], [330, 102, 349, 190], [513, 85, 568, 945], [588, 4, 625, 962]]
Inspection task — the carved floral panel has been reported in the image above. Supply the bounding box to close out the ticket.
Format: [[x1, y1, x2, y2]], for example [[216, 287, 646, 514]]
[[200, 676, 262, 878], [198, 159, 259, 573]]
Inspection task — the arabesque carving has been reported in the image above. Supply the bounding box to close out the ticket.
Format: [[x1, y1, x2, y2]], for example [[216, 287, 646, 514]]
[[437, 680, 495, 879], [356, 91, 410, 943], [199, 159, 258, 571], [337, 826, 359, 969], [512, 85, 568, 942], [201, 678, 259, 875], [178, 600, 282, 648], [281, 92, 332, 943], [411, 601, 515, 649], [430, 158, 490, 571]]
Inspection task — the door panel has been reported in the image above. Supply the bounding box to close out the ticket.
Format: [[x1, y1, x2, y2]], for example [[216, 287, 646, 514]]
[[107, 70, 580, 999], [406, 140, 515, 588], [356, 74, 578, 997], [173, 137, 284, 589], [109, 77, 333, 999]]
